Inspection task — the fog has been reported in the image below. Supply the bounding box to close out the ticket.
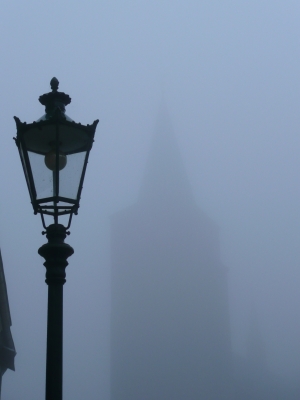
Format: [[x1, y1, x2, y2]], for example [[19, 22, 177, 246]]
[[0, 0, 300, 398]]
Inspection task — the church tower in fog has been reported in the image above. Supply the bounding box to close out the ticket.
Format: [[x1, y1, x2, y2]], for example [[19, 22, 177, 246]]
[[110, 107, 233, 400]]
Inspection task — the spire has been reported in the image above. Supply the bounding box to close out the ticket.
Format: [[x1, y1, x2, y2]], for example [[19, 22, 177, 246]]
[[139, 105, 194, 210]]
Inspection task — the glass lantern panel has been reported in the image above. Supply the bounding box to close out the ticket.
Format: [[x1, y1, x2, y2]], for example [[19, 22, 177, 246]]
[[28, 151, 54, 199], [19, 144, 35, 200], [59, 151, 87, 200]]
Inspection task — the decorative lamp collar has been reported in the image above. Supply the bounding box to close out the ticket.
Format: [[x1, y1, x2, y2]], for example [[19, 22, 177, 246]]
[[38, 78, 71, 119]]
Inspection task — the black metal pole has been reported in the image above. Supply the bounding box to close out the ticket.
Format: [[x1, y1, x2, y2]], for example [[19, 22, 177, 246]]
[[38, 224, 74, 400]]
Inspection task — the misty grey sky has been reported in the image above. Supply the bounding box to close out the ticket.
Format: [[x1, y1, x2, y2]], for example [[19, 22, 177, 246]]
[[1, 1, 300, 398]]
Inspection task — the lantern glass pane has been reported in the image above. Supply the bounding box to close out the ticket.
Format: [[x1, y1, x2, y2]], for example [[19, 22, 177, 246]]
[[19, 144, 34, 200], [59, 151, 87, 200], [28, 151, 53, 199]]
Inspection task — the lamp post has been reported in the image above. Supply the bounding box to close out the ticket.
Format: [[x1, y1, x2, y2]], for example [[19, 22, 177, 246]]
[[14, 78, 98, 400]]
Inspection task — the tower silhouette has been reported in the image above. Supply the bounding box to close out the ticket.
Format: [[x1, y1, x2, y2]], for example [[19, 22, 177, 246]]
[[110, 107, 233, 399]]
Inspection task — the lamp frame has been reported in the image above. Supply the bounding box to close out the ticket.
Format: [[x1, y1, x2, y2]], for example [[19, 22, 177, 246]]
[[14, 78, 98, 228]]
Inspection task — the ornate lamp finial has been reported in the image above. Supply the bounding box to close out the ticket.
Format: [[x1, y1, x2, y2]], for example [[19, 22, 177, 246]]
[[39, 78, 71, 119], [50, 77, 59, 92]]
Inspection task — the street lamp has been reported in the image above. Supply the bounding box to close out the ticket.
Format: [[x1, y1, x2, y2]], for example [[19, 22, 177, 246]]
[[14, 78, 99, 400]]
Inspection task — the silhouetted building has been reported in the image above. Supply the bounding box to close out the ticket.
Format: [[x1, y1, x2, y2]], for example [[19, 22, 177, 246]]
[[110, 108, 233, 399], [0, 250, 16, 397]]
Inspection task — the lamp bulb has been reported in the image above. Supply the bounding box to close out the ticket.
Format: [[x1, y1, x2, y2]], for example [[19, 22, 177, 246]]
[[44, 150, 67, 171]]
